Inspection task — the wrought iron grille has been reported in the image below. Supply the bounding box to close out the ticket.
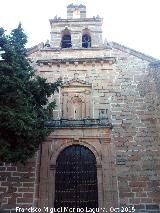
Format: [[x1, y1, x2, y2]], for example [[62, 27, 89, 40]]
[[54, 145, 98, 210], [46, 118, 112, 128]]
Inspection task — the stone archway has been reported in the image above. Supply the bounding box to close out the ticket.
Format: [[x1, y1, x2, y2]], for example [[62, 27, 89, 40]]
[[38, 128, 118, 210], [48, 140, 104, 209], [50, 140, 101, 166], [54, 145, 98, 209]]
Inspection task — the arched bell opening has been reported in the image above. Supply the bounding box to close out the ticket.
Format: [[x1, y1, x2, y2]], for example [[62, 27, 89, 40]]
[[61, 28, 72, 48], [82, 29, 91, 48]]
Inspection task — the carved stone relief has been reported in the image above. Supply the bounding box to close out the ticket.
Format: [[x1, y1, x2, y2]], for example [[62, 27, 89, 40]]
[[61, 78, 92, 119]]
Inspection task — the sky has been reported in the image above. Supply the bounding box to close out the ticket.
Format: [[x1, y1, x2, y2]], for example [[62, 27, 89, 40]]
[[0, 0, 160, 59]]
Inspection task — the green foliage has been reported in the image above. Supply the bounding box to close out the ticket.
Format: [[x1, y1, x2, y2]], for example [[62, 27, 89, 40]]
[[0, 24, 62, 163]]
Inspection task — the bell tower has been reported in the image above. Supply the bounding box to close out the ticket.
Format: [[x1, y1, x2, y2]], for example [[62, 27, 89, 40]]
[[49, 4, 103, 48]]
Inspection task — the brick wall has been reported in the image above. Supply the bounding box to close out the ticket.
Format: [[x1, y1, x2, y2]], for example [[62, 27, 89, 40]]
[[149, 61, 160, 144], [0, 152, 40, 213]]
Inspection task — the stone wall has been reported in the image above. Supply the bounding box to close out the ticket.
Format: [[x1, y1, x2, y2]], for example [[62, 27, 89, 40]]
[[1, 45, 160, 212], [110, 47, 160, 211], [29, 45, 160, 211]]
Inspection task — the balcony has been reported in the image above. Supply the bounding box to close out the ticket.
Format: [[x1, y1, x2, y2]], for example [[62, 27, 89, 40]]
[[46, 118, 112, 128]]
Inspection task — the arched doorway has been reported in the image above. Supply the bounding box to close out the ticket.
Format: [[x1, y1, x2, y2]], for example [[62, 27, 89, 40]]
[[54, 145, 98, 209]]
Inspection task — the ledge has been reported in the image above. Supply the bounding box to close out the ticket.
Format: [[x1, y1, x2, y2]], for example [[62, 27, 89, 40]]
[[49, 17, 103, 24], [37, 56, 116, 65], [45, 118, 112, 128]]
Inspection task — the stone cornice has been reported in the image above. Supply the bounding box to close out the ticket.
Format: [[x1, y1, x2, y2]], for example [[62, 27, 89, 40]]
[[27, 46, 111, 56], [49, 17, 103, 25], [36, 56, 115, 65], [40, 47, 107, 51], [109, 41, 157, 62], [67, 3, 86, 8]]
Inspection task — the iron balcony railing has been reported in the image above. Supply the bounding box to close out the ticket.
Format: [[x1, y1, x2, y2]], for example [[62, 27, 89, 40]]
[[46, 118, 112, 128]]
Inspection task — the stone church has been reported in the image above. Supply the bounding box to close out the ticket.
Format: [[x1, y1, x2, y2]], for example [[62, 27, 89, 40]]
[[0, 4, 160, 213]]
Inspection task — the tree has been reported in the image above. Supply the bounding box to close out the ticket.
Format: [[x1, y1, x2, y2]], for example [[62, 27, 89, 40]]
[[0, 24, 61, 163]]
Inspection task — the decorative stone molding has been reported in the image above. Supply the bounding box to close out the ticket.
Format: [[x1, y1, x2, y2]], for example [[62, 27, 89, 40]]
[[37, 126, 117, 210], [36, 56, 116, 65]]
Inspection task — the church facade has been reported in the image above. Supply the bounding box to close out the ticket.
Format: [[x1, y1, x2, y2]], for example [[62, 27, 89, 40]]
[[0, 4, 160, 213]]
